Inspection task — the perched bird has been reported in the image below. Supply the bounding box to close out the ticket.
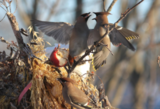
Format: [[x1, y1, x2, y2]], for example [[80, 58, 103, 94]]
[[88, 12, 139, 70], [33, 13, 91, 61], [57, 77, 90, 109]]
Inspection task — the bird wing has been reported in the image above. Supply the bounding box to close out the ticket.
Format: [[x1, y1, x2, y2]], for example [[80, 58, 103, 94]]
[[109, 23, 139, 40], [92, 45, 109, 70], [116, 27, 139, 40], [33, 19, 74, 44], [109, 28, 136, 51]]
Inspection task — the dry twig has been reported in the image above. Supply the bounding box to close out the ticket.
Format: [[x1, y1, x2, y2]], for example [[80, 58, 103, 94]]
[[106, 0, 118, 13]]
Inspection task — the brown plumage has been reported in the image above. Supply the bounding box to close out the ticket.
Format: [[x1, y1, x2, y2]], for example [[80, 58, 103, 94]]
[[57, 78, 89, 109], [88, 12, 139, 70]]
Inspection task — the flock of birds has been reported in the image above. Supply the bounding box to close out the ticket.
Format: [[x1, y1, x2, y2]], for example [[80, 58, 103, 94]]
[[33, 12, 139, 109]]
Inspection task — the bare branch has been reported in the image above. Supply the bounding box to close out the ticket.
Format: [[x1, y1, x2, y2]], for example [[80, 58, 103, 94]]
[[0, 13, 6, 22], [13, 0, 17, 14], [106, 0, 118, 13], [102, 0, 107, 11], [114, 0, 144, 27], [7, 12, 25, 49], [158, 56, 160, 67]]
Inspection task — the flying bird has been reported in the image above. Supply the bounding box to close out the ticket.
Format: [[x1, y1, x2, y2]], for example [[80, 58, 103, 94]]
[[33, 13, 91, 64]]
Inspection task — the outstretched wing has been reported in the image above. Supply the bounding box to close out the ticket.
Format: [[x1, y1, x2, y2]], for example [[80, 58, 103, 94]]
[[109, 24, 139, 51], [116, 26, 139, 40], [33, 19, 74, 44]]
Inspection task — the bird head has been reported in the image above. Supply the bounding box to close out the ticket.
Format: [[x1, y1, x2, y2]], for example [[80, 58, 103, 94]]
[[57, 77, 77, 87], [50, 44, 68, 67], [79, 12, 91, 22], [93, 12, 111, 17], [93, 12, 111, 24]]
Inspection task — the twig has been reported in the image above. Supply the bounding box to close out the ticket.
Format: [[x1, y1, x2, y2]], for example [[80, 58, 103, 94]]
[[99, 42, 114, 56], [158, 56, 160, 67], [13, 0, 17, 14], [106, 0, 118, 13], [114, 0, 144, 27], [0, 3, 7, 12], [102, 0, 107, 12]]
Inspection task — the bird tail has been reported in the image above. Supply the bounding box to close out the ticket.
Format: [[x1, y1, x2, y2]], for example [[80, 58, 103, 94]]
[[91, 48, 108, 71]]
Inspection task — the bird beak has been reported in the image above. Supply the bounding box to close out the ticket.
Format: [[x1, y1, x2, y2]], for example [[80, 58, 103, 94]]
[[57, 78, 62, 83], [57, 78, 61, 82], [57, 78, 64, 87], [81, 12, 91, 18], [85, 14, 91, 19], [81, 13, 91, 22]]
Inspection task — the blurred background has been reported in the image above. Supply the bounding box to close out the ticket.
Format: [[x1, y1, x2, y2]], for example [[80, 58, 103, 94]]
[[0, 0, 160, 109]]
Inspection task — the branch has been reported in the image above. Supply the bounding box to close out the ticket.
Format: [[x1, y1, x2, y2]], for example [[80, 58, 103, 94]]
[[7, 12, 25, 50], [158, 56, 160, 67], [106, 0, 118, 13], [6, 12, 30, 66], [114, 0, 144, 27], [102, 0, 107, 12]]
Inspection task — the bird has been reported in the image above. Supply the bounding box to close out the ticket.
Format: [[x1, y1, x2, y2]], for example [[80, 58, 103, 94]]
[[88, 12, 139, 70], [57, 77, 90, 109], [33, 13, 91, 64]]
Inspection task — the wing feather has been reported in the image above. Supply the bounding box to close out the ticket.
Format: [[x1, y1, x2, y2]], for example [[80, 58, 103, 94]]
[[33, 19, 74, 44]]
